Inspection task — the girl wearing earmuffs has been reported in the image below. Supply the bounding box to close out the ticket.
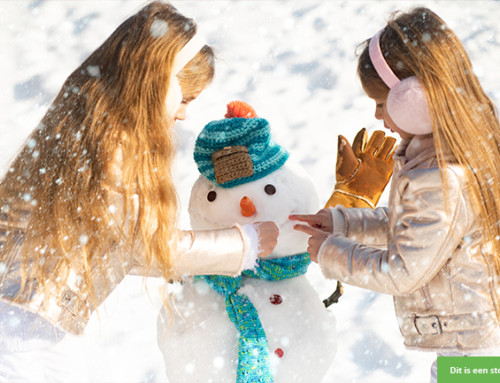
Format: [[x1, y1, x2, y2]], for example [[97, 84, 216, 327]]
[[292, 7, 500, 382]]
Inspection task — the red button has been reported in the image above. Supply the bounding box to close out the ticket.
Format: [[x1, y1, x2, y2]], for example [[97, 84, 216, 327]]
[[270, 294, 283, 305], [275, 348, 284, 358]]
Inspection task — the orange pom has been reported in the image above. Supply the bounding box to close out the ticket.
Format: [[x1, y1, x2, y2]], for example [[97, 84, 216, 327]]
[[225, 101, 258, 119]]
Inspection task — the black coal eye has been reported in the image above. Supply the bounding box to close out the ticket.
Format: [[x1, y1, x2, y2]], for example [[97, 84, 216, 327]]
[[264, 184, 276, 195], [207, 191, 217, 202]]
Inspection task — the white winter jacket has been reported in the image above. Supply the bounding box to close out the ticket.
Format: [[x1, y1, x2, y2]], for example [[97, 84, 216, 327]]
[[319, 135, 500, 351]]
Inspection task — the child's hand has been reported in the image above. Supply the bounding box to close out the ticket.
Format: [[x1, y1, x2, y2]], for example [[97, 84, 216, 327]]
[[291, 224, 330, 263], [290, 209, 333, 233], [253, 221, 279, 258], [290, 210, 334, 262]]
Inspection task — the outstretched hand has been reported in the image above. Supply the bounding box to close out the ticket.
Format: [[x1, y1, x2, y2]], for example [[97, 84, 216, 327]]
[[290, 208, 333, 233], [292, 223, 330, 263], [290, 209, 333, 262]]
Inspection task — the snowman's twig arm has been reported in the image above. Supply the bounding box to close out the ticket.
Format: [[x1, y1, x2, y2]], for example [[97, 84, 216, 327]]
[[323, 281, 344, 308]]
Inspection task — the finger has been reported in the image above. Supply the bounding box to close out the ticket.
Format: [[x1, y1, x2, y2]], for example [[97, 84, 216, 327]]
[[365, 130, 386, 155], [293, 223, 320, 236], [351, 128, 367, 155], [308, 253, 318, 263], [294, 224, 328, 238], [289, 214, 319, 224], [376, 136, 397, 160], [289, 214, 308, 221], [291, 210, 331, 229], [335, 135, 357, 176]]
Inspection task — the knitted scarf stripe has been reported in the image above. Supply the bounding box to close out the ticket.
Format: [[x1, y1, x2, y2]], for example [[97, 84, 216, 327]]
[[242, 252, 311, 280], [199, 253, 311, 383]]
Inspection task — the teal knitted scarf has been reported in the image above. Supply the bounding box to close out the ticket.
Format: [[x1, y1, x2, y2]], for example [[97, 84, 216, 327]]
[[198, 253, 311, 383]]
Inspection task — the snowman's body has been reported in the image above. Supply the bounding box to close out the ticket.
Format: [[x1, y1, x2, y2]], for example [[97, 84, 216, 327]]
[[158, 161, 337, 382]]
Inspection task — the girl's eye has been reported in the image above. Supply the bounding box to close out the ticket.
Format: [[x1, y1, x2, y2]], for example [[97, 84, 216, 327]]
[[264, 184, 276, 195], [207, 191, 217, 202]]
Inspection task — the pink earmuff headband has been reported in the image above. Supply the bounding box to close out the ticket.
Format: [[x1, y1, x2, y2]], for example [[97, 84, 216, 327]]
[[368, 28, 433, 135], [368, 29, 400, 89]]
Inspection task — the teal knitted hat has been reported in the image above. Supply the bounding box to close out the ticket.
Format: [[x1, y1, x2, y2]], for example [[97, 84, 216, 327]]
[[194, 101, 289, 188]]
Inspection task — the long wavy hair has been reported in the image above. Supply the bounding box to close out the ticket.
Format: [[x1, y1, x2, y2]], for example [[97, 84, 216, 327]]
[[357, 7, 500, 273], [0, 1, 214, 308]]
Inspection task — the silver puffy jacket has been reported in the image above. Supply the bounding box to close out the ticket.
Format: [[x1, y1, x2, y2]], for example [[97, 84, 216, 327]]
[[319, 135, 500, 351]]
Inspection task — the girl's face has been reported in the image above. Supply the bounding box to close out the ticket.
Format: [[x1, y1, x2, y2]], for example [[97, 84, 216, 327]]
[[173, 91, 201, 121], [372, 95, 414, 140]]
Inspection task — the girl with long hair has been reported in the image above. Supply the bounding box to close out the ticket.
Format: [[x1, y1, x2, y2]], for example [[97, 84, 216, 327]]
[[0, 1, 277, 380], [292, 7, 500, 382]]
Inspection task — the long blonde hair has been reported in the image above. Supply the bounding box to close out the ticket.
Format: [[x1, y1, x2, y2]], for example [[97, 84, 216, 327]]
[[357, 7, 500, 272], [0, 1, 214, 307]]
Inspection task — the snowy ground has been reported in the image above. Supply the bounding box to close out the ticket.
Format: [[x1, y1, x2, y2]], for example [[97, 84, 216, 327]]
[[1, 1, 499, 382]]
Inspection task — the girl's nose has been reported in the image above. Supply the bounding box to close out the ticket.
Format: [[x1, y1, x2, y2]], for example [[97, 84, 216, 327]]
[[240, 196, 256, 217], [174, 103, 188, 121]]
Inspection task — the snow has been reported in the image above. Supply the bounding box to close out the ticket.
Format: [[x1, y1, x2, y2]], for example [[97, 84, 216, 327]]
[[1, 0, 499, 382], [150, 19, 170, 38]]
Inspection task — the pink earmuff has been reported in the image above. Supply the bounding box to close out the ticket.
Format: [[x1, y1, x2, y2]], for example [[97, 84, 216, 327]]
[[368, 29, 433, 135]]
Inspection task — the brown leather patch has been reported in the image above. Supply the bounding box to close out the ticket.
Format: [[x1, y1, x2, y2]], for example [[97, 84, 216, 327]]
[[212, 146, 254, 184]]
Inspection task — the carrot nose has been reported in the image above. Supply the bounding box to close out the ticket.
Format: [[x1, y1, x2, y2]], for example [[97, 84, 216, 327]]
[[240, 196, 256, 217]]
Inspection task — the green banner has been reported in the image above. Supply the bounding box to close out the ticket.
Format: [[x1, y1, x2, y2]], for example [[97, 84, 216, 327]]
[[438, 356, 500, 382]]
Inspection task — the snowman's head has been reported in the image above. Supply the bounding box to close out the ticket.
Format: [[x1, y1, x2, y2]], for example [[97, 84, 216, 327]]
[[190, 101, 319, 258], [189, 161, 319, 258]]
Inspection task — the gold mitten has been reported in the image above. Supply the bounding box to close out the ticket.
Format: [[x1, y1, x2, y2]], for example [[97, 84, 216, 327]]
[[325, 128, 396, 209]]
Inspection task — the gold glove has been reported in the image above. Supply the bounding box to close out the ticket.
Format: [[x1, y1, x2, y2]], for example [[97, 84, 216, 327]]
[[323, 128, 396, 308], [325, 128, 396, 209]]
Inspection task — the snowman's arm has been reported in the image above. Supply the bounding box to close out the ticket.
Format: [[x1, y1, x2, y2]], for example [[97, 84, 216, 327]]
[[325, 129, 396, 209]]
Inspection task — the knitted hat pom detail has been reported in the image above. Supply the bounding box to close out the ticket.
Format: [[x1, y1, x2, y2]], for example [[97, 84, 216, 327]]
[[225, 101, 258, 119]]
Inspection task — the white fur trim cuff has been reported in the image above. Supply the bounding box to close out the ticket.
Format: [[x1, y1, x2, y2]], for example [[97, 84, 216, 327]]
[[241, 224, 259, 270]]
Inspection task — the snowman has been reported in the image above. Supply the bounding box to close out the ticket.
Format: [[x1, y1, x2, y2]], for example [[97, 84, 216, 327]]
[[158, 101, 336, 382]]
